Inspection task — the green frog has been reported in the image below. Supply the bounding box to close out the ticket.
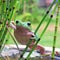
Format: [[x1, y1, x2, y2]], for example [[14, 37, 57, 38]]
[[6, 20, 45, 54]]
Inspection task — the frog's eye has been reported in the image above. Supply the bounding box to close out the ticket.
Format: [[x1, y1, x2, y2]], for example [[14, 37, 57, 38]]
[[27, 22, 31, 26], [16, 20, 19, 24]]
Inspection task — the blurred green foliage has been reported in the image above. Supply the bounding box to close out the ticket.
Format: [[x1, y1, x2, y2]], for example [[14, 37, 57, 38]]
[[0, 0, 60, 48]]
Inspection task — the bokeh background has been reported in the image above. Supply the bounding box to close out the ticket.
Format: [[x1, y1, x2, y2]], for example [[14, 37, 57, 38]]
[[0, 0, 60, 48]]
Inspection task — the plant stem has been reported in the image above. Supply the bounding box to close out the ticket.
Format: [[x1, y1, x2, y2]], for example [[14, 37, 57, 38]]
[[52, 4, 60, 60]]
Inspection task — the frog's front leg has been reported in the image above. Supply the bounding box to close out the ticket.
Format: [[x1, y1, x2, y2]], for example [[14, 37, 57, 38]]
[[27, 33, 45, 55], [27, 32, 35, 39]]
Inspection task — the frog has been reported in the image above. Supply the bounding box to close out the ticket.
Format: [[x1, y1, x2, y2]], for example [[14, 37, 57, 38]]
[[6, 20, 45, 54]]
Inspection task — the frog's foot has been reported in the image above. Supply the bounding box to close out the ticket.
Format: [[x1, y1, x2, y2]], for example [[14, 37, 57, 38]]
[[55, 51, 60, 56], [29, 44, 45, 55], [27, 32, 36, 40], [6, 21, 16, 30], [35, 45, 45, 55], [27, 32, 35, 37]]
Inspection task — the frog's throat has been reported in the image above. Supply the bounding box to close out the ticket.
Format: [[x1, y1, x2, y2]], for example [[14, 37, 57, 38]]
[[10, 22, 16, 30]]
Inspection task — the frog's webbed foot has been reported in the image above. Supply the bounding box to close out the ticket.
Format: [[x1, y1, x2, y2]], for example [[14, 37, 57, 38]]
[[30, 34, 36, 40], [27, 32, 35, 40], [6, 21, 16, 30]]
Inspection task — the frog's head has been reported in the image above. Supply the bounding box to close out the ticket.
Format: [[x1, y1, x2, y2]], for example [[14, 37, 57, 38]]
[[16, 20, 31, 26], [15, 20, 31, 30], [8, 20, 31, 30]]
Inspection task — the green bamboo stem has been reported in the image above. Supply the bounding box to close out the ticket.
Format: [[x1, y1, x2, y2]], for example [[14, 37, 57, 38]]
[[25, 38, 40, 60], [52, 5, 59, 60], [1, 0, 5, 19], [0, 0, 21, 54], [0, 0, 10, 39], [0, 0, 17, 36], [40, 16, 53, 38], [0, 0, 2, 20], [25, 16, 53, 60], [18, 40, 32, 60], [19, 1, 56, 60], [25, 3, 58, 60], [0, 0, 17, 51], [0, 0, 6, 30], [0, 0, 3, 32], [40, 3, 58, 38], [34, 0, 56, 34], [0, 1, 20, 53], [19, 16, 53, 60], [0, 0, 17, 42], [6, 26, 21, 54], [0, 0, 8, 44], [0, 38, 7, 53]]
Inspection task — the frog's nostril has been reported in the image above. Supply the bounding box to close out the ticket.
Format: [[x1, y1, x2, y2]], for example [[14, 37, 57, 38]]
[[27, 22, 31, 26], [16, 20, 19, 24]]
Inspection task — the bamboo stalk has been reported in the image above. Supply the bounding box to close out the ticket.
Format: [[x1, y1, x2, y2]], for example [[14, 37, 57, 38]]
[[0, 0, 2, 20], [18, 1, 56, 60], [34, 0, 56, 34], [25, 16, 53, 60], [0, 1, 21, 58], [0, 0, 17, 40], [6, 26, 21, 54], [51, 4, 60, 60], [0, 0, 17, 52], [25, 3, 58, 60], [0, 0, 16, 38], [0, 0, 8, 47], [40, 2, 58, 38], [18, 39, 32, 60]]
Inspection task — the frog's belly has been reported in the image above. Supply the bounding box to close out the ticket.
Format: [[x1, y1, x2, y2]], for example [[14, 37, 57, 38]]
[[14, 32, 32, 45]]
